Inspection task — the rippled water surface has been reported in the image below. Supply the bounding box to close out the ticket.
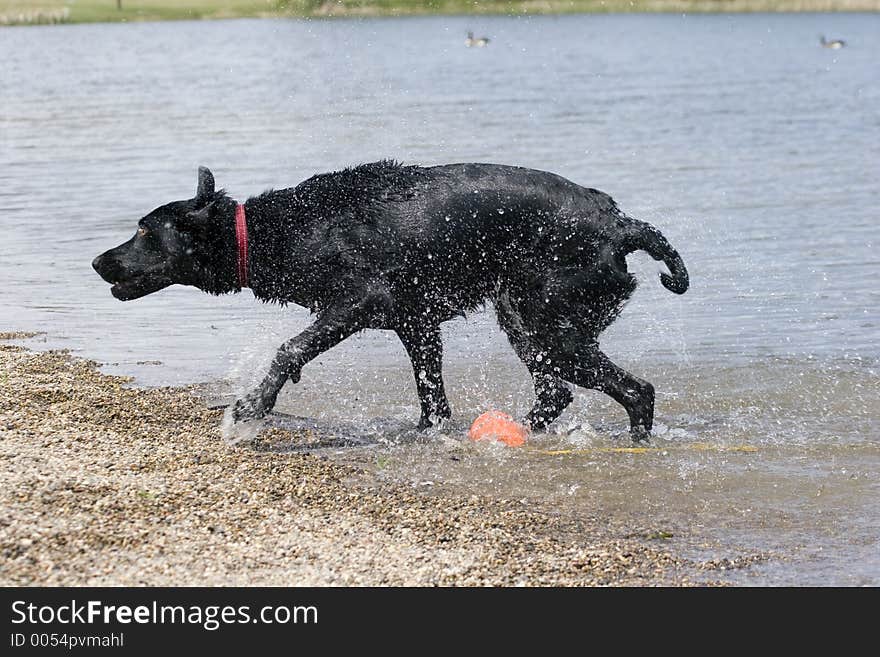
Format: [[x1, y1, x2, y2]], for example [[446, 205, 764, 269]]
[[2, 13, 878, 584]]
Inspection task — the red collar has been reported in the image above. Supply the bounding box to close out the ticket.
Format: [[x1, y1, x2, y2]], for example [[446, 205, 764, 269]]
[[235, 203, 248, 289]]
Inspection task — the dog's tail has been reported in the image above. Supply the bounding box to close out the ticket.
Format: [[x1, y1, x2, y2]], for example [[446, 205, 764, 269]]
[[620, 219, 689, 294]]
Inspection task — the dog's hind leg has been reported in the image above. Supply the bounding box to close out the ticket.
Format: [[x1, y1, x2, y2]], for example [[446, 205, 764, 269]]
[[494, 290, 572, 431], [554, 345, 655, 443], [231, 291, 388, 423], [396, 323, 452, 430]]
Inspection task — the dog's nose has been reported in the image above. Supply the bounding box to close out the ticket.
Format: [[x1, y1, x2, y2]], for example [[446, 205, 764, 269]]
[[92, 253, 115, 280]]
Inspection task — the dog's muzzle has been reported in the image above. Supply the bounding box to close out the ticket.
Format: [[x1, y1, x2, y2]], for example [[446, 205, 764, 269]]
[[92, 252, 171, 301]]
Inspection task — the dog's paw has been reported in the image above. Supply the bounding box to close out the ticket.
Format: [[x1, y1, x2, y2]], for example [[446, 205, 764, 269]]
[[231, 388, 275, 423], [630, 425, 651, 444], [219, 388, 276, 445], [416, 410, 452, 432]]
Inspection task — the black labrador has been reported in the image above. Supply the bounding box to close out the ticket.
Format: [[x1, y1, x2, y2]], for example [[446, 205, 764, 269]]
[[93, 161, 689, 441]]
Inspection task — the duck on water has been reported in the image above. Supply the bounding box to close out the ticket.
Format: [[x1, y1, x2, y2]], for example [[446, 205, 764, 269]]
[[465, 31, 490, 47], [820, 35, 845, 49]]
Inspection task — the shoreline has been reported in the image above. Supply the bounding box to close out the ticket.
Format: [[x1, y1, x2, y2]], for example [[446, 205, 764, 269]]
[[1, 1, 878, 26], [0, 332, 755, 586]]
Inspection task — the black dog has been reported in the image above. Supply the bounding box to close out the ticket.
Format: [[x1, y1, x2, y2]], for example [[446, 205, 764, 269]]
[[93, 161, 688, 441]]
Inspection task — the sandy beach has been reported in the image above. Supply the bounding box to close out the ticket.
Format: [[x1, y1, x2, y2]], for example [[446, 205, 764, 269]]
[[0, 332, 757, 586]]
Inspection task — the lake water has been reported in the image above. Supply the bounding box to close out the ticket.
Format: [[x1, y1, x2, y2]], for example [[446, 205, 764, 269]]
[[1, 13, 878, 585]]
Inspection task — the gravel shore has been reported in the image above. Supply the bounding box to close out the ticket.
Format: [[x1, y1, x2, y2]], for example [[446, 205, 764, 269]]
[[0, 334, 708, 586]]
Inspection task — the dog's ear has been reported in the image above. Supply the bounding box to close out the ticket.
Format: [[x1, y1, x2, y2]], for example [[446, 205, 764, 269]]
[[196, 166, 215, 201], [181, 200, 216, 232]]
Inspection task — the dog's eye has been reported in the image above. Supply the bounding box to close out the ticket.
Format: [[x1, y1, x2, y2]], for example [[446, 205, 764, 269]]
[[137, 227, 148, 237]]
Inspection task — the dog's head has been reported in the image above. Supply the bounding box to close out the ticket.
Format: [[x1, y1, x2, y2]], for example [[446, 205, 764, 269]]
[[93, 167, 236, 300]]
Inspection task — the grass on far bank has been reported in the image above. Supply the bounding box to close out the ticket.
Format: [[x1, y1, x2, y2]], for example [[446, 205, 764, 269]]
[[1, 0, 878, 25]]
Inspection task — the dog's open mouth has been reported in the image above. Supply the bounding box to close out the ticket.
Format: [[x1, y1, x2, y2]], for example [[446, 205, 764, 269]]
[[110, 275, 172, 301]]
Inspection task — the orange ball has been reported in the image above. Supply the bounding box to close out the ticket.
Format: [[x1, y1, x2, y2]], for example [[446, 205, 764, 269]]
[[468, 410, 529, 447]]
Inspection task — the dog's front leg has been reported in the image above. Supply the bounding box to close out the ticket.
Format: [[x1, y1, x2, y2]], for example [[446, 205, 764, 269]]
[[231, 301, 372, 423], [396, 323, 452, 430]]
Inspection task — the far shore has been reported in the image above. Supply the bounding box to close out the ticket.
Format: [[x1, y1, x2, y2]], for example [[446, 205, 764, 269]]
[[1, 1, 878, 26]]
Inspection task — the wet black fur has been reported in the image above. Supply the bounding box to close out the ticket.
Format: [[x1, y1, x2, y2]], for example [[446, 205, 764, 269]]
[[93, 161, 689, 441]]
